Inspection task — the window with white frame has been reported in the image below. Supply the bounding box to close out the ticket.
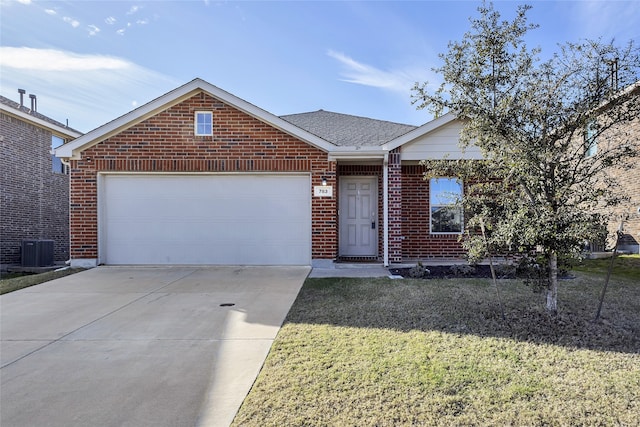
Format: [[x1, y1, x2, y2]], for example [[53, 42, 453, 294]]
[[585, 121, 597, 157], [51, 135, 68, 174], [430, 178, 463, 233], [194, 111, 213, 136]]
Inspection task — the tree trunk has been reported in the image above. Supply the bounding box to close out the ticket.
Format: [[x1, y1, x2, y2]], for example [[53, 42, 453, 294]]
[[594, 230, 622, 322], [481, 220, 506, 321], [546, 251, 558, 313]]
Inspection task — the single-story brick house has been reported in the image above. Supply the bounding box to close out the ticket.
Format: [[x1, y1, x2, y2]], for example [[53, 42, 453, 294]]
[[55, 78, 482, 268]]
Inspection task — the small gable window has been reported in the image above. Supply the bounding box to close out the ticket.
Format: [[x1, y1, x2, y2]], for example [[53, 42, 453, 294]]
[[584, 121, 597, 158], [430, 178, 463, 233], [195, 111, 213, 136]]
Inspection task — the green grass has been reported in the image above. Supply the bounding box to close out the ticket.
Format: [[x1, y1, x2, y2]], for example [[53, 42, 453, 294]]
[[572, 254, 640, 281], [0, 268, 83, 295], [233, 272, 639, 426]]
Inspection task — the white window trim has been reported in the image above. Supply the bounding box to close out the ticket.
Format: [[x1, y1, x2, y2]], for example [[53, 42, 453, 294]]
[[194, 111, 213, 136], [429, 177, 464, 235]]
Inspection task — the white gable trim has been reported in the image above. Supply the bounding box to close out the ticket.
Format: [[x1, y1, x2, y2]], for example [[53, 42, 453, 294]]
[[55, 78, 336, 160], [0, 104, 82, 140]]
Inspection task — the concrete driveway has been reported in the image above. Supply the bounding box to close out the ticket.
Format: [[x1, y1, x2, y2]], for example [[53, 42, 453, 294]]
[[0, 266, 309, 427]]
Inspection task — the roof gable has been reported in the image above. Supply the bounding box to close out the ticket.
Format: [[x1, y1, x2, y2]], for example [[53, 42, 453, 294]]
[[55, 78, 336, 159], [400, 118, 483, 160], [382, 112, 459, 151]]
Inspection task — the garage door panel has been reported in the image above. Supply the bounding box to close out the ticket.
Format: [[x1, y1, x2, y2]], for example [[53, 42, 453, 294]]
[[100, 174, 311, 265], [106, 241, 311, 265], [107, 221, 309, 243]]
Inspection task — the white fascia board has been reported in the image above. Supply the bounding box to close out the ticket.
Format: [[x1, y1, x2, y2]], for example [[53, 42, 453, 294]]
[[0, 104, 82, 140], [382, 112, 458, 151], [56, 78, 335, 160], [327, 147, 386, 161]]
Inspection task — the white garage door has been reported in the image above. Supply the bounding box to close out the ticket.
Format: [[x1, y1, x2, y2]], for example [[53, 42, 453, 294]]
[[99, 174, 311, 265]]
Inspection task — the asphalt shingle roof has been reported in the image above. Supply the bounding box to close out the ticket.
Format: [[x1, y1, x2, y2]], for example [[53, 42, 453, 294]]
[[0, 94, 82, 134], [280, 110, 417, 147]]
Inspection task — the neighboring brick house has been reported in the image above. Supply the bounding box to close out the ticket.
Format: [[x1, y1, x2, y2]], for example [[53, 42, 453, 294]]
[[1, 93, 83, 266], [54, 78, 483, 268]]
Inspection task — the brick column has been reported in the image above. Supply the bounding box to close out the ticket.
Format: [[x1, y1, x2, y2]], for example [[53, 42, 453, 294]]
[[69, 159, 98, 266], [311, 159, 337, 260], [388, 149, 402, 263]]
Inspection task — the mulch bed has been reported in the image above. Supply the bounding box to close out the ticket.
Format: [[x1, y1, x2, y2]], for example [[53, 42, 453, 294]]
[[390, 264, 577, 280], [389, 264, 494, 279]]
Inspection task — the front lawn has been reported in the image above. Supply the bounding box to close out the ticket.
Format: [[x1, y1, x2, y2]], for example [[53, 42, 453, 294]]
[[572, 254, 640, 281], [233, 271, 639, 426], [0, 268, 83, 295]]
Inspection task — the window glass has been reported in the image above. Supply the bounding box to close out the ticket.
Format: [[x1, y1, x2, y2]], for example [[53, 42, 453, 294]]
[[51, 135, 67, 174], [195, 111, 213, 135], [430, 178, 463, 233], [585, 121, 597, 157]]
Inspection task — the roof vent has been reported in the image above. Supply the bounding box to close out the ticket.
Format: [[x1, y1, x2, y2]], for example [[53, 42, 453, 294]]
[[29, 94, 37, 112], [18, 89, 26, 108]]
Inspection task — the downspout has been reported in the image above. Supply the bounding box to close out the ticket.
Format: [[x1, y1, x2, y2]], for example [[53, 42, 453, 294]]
[[383, 153, 389, 266]]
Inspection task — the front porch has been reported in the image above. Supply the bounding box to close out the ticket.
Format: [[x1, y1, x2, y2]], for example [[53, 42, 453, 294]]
[[332, 155, 466, 266]]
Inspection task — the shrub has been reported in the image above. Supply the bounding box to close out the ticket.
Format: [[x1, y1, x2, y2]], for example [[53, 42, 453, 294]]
[[493, 263, 516, 279], [409, 262, 430, 278], [449, 264, 476, 277]]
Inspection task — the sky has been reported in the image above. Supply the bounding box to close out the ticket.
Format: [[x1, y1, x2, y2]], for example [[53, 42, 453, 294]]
[[1, 0, 639, 133]]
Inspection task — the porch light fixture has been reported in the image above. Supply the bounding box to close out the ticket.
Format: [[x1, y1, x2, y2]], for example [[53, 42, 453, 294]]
[[322, 177, 327, 186]]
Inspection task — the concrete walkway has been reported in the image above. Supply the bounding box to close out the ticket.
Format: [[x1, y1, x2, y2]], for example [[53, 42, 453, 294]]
[[0, 266, 309, 427], [308, 262, 395, 278], [307, 259, 472, 278]]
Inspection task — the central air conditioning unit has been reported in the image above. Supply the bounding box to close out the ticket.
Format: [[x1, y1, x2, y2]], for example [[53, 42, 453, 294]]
[[21, 240, 55, 267]]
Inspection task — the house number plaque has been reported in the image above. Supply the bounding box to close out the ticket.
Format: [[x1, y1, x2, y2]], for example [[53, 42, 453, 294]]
[[314, 185, 333, 197]]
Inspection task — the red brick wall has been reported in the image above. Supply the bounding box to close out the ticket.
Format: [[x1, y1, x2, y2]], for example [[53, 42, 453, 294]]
[[401, 164, 465, 259], [1, 112, 70, 264], [388, 150, 403, 262], [69, 92, 336, 261]]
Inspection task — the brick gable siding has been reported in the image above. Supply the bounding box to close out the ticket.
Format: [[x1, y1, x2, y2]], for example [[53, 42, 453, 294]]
[[69, 92, 336, 261], [1, 112, 70, 264]]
